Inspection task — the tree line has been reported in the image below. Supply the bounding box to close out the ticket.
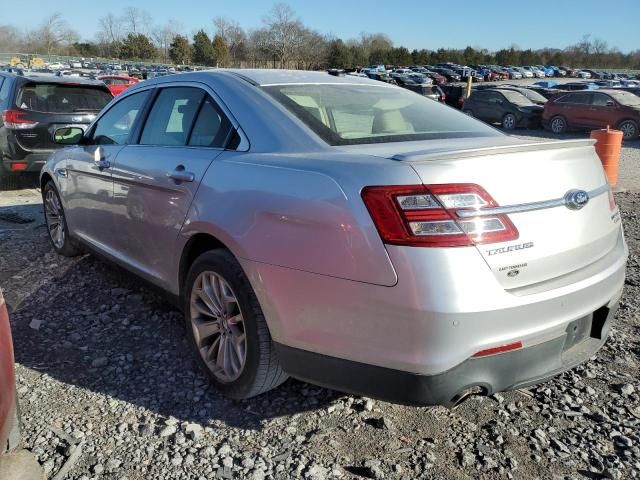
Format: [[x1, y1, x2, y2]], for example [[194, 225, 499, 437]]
[[0, 4, 638, 70]]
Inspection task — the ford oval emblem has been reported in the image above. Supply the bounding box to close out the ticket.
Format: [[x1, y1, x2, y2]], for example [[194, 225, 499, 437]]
[[564, 190, 589, 210]]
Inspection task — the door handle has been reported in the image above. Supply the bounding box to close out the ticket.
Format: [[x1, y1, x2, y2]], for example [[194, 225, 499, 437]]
[[167, 167, 195, 183], [94, 159, 110, 169]]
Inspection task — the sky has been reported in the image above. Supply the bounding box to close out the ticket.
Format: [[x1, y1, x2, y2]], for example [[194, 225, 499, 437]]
[[3, 0, 640, 53]]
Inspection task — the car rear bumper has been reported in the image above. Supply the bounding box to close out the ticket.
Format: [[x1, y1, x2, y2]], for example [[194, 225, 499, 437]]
[[241, 228, 626, 404], [1, 153, 50, 173], [275, 301, 616, 406]]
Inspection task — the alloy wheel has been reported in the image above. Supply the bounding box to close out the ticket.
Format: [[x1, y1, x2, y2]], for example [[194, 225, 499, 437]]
[[189, 271, 247, 383], [551, 117, 566, 134], [619, 121, 638, 140], [503, 114, 516, 130], [44, 189, 65, 249]]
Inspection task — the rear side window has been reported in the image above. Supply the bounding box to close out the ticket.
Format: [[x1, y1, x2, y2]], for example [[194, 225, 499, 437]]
[[591, 93, 612, 106], [15, 83, 112, 113], [140, 87, 204, 146], [92, 90, 149, 145], [556, 93, 589, 104], [188, 97, 232, 148]]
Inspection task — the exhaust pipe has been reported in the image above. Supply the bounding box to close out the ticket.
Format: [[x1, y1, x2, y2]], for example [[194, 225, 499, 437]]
[[447, 385, 486, 409]]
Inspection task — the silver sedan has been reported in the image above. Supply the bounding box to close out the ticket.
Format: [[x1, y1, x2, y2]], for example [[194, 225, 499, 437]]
[[41, 70, 627, 407]]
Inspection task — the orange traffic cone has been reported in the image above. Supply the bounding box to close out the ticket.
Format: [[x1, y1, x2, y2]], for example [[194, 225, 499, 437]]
[[590, 126, 623, 187]]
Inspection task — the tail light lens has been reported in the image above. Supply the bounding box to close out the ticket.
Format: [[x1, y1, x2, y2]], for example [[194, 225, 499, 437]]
[[361, 184, 519, 247], [2, 109, 38, 129]]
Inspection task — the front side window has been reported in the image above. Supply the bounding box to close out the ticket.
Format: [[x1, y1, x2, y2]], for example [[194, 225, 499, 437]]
[[140, 87, 204, 146], [91, 90, 149, 145], [264, 84, 499, 146], [591, 93, 613, 107]]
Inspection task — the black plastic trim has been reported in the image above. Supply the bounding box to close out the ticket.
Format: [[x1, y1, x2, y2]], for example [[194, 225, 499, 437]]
[[275, 303, 617, 406]]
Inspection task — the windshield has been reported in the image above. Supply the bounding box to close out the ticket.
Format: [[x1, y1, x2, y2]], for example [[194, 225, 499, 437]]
[[499, 90, 535, 106], [16, 83, 112, 113], [609, 90, 640, 106], [264, 83, 500, 146], [505, 88, 546, 104]]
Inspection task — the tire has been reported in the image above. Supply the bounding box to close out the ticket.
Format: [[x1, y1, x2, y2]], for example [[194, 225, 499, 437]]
[[42, 181, 81, 257], [502, 113, 517, 130], [618, 120, 639, 140], [183, 249, 288, 399], [550, 116, 567, 134]]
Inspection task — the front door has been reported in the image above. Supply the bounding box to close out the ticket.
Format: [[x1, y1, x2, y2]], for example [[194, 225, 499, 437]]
[[109, 86, 233, 288], [63, 90, 150, 248], [585, 93, 621, 129]]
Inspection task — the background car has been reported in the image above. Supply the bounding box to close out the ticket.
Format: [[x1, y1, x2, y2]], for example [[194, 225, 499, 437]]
[[97, 75, 140, 96], [543, 89, 640, 139], [506, 68, 523, 79], [0, 72, 112, 187], [0, 289, 40, 477], [463, 88, 544, 129]]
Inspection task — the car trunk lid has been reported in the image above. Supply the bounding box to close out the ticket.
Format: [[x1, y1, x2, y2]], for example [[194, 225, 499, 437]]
[[355, 138, 621, 290]]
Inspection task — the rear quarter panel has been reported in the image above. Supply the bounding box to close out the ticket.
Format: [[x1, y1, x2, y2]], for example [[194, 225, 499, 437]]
[[180, 151, 423, 288]]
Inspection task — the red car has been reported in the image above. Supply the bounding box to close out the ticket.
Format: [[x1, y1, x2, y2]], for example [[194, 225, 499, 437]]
[[0, 290, 43, 477], [543, 89, 640, 140], [0, 290, 18, 454], [97, 75, 139, 96]]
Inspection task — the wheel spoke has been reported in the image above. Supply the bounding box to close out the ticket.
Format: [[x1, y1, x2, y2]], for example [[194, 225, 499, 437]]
[[190, 270, 247, 383], [192, 318, 221, 347]]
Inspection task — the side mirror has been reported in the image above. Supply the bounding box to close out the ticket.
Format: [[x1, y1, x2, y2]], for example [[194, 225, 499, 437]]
[[606, 101, 615, 107], [53, 126, 84, 145]]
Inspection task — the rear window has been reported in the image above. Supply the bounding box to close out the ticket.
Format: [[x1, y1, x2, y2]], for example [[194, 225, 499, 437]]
[[15, 83, 112, 113], [608, 90, 640, 107], [264, 84, 499, 146]]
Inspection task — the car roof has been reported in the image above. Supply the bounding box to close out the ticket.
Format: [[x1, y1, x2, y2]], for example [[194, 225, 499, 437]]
[[223, 69, 384, 86], [0, 72, 106, 87]]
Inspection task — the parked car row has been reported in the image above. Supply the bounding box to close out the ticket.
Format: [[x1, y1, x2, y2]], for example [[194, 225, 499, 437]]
[[460, 83, 640, 139], [344, 63, 640, 86]]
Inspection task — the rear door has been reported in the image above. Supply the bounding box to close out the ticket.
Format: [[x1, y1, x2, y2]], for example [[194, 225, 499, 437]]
[[586, 93, 621, 129], [483, 91, 505, 123], [555, 93, 591, 128], [109, 84, 233, 286]]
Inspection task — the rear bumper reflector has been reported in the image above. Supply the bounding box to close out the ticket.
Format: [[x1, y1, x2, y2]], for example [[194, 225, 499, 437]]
[[472, 341, 523, 358]]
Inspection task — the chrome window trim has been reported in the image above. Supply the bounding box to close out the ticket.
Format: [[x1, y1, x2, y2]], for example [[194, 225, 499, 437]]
[[456, 184, 609, 218]]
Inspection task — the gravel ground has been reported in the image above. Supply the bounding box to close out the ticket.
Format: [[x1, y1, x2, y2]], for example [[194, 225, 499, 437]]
[[0, 134, 639, 480]]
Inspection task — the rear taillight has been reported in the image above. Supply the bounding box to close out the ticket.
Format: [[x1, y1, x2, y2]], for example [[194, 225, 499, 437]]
[[2, 109, 38, 129], [361, 184, 519, 247]]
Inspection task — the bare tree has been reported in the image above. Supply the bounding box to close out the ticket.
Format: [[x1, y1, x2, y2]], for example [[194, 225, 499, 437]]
[[122, 7, 153, 35], [153, 22, 181, 63], [34, 13, 79, 55], [0, 24, 22, 52], [295, 29, 328, 69], [99, 14, 122, 44], [262, 3, 305, 68], [213, 17, 248, 66]]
